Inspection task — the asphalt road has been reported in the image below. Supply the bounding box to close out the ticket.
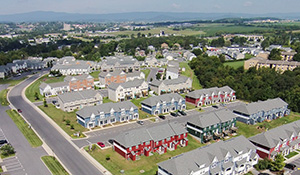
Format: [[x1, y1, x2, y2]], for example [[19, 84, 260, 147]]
[[8, 74, 102, 175]]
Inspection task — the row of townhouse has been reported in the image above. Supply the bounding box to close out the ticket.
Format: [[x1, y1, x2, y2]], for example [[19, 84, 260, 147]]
[[56, 90, 102, 112], [185, 86, 236, 107], [39, 74, 94, 97], [249, 120, 300, 160], [100, 56, 140, 72], [149, 76, 192, 95], [141, 93, 186, 115], [98, 70, 145, 87], [232, 98, 290, 125], [76, 101, 138, 128], [187, 109, 237, 143], [108, 79, 148, 102], [158, 136, 258, 175], [113, 122, 188, 161], [143, 57, 168, 67]]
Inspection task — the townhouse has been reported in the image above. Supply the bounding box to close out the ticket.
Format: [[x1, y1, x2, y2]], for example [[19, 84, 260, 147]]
[[158, 136, 258, 175], [57, 90, 103, 112], [0, 66, 12, 79], [281, 51, 296, 61], [149, 76, 192, 95], [187, 109, 237, 143], [113, 122, 188, 161], [51, 64, 91, 75], [249, 120, 300, 159], [100, 56, 140, 72], [76, 101, 138, 128], [64, 74, 94, 91], [98, 70, 126, 87], [39, 82, 69, 97], [185, 86, 236, 107], [141, 93, 186, 115], [166, 67, 179, 80], [232, 98, 290, 125], [108, 79, 148, 102]]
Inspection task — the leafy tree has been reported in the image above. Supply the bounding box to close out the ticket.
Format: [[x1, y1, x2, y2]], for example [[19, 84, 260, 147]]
[[43, 99, 48, 107], [210, 37, 225, 47], [293, 53, 300, 61], [254, 158, 271, 170], [192, 48, 203, 56], [268, 49, 282, 60], [156, 73, 162, 80], [0, 144, 15, 157], [34, 92, 40, 100], [270, 154, 285, 171], [261, 39, 270, 50], [219, 54, 226, 63]]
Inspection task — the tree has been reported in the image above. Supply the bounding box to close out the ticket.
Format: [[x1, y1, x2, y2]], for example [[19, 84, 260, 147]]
[[192, 48, 203, 56], [150, 78, 153, 82], [261, 39, 270, 50], [268, 49, 282, 60], [34, 92, 40, 100], [43, 99, 48, 107], [270, 154, 285, 172], [0, 144, 15, 157], [156, 73, 162, 80], [293, 53, 300, 61], [219, 54, 226, 63]]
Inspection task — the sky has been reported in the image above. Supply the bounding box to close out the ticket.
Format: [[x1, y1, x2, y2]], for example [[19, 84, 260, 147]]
[[0, 0, 299, 15]]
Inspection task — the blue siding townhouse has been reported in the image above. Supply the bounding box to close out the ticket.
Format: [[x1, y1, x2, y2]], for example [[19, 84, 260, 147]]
[[141, 93, 186, 115], [76, 101, 138, 128], [232, 98, 290, 125]]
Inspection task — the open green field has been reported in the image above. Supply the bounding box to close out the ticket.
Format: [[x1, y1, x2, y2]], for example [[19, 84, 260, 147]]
[[25, 75, 65, 102], [0, 77, 27, 86], [224, 60, 245, 69], [38, 104, 88, 138], [0, 89, 9, 106], [179, 62, 202, 90], [237, 112, 300, 138], [41, 156, 69, 175], [86, 134, 205, 175], [6, 109, 43, 147]]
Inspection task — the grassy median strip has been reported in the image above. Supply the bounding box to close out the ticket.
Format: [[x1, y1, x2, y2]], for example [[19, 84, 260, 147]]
[[41, 156, 69, 175], [0, 77, 27, 86], [0, 89, 9, 106], [6, 109, 43, 147]]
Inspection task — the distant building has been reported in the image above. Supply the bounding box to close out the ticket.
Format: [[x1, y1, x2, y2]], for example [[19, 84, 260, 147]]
[[100, 56, 140, 72], [149, 76, 192, 95]]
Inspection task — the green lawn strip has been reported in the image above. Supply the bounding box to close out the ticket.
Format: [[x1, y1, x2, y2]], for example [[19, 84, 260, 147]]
[[186, 102, 196, 110], [0, 89, 9, 106], [86, 134, 205, 175], [138, 110, 154, 119], [41, 156, 69, 175], [38, 104, 88, 138], [0, 77, 27, 86], [25, 75, 65, 102], [223, 60, 245, 69], [141, 69, 150, 79], [103, 97, 114, 103], [6, 110, 43, 147], [130, 97, 148, 108], [179, 62, 202, 90], [89, 71, 100, 81], [285, 151, 298, 159], [237, 112, 300, 138], [0, 153, 15, 159]]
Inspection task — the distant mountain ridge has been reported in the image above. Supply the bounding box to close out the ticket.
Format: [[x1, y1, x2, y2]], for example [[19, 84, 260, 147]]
[[0, 11, 300, 22]]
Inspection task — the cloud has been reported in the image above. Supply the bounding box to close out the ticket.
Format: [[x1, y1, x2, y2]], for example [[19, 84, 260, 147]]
[[172, 3, 180, 9], [244, 1, 253, 7]]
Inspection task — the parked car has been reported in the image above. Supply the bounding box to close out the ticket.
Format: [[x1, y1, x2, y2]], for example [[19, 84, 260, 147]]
[[0, 140, 8, 145], [285, 163, 296, 170], [137, 120, 144, 125], [17, 109, 22, 113], [108, 139, 114, 144], [97, 142, 105, 148], [220, 103, 227, 107], [178, 110, 187, 116], [159, 115, 166, 120], [212, 105, 219, 109], [170, 112, 179, 117]]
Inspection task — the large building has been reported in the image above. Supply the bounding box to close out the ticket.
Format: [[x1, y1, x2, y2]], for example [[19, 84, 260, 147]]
[[187, 109, 237, 143], [185, 86, 236, 107], [76, 101, 138, 128], [113, 122, 188, 161], [141, 93, 186, 115], [149, 76, 192, 95], [100, 56, 140, 72], [158, 136, 258, 175], [232, 98, 290, 125], [98, 70, 145, 87], [249, 120, 300, 159]]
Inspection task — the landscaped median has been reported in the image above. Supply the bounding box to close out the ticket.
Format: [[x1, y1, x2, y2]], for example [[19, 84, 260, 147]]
[[41, 156, 69, 175], [0, 89, 10, 106], [38, 104, 88, 138], [85, 134, 205, 175], [6, 109, 43, 147]]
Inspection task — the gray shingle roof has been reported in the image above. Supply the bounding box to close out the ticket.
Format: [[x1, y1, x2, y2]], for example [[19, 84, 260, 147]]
[[149, 76, 190, 87], [141, 93, 184, 106], [186, 86, 234, 99], [114, 121, 186, 148], [108, 79, 146, 90], [98, 70, 124, 78], [101, 56, 139, 66], [52, 64, 90, 70], [57, 90, 101, 103], [233, 98, 288, 115], [39, 81, 69, 89], [158, 136, 255, 175], [76, 101, 137, 119]]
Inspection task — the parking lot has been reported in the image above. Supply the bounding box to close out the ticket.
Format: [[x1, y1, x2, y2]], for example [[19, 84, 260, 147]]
[[1, 156, 26, 175], [288, 157, 300, 175]]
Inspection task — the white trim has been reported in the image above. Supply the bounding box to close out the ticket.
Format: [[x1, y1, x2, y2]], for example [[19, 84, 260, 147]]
[[187, 124, 203, 133], [256, 146, 270, 154], [141, 104, 152, 111], [76, 115, 86, 123], [114, 142, 127, 153]]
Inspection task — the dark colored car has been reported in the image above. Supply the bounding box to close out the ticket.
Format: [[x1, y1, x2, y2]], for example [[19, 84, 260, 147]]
[[159, 115, 166, 120], [97, 142, 105, 148], [137, 120, 144, 125], [17, 109, 22, 113], [285, 163, 296, 170], [0, 140, 8, 144], [178, 110, 187, 116], [108, 139, 114, 144], [212, 105, 219, 109], [170, 112, 179, 117]]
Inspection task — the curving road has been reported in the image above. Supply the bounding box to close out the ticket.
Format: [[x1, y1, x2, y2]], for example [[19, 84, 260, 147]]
[[8, 74, 102, 175]]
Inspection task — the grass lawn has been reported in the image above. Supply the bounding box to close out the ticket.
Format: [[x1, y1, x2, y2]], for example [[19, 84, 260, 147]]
[[6, 109, 43, 147], [90, 71, 100, 81], [103, 97, 114, 104], [139, 110, 153, 119], [180, 62, 202, 90], [0, 153, 15, 159], [237, 112, 300, 138], [41, 156, 69, 175], [186, 102, 197, 110], [131, 97, 148, 108], [285, 151, 298, 159], [86, 134, 205, 175], [224, 60, 245, 69], [38, 104, 88, 138], [25, 75, 65, 102], [0, 77, 27, 86], [0, 89, 9, 106], [141, 69, 151, 79]]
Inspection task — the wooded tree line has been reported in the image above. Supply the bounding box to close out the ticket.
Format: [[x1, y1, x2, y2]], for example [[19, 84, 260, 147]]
[[189, 55, 300, 112]]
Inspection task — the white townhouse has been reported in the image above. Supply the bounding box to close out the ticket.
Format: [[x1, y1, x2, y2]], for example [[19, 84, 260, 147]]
[[39, 82, 69, 97]]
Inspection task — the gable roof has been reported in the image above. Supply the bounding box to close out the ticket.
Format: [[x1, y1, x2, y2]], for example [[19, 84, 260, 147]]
[[149, 76, 190, 87], [39, 81, 69, 89], [64, 74, 94, 82], [98, 70, 124, 78], [108, 79, 146, 90], [57, 90, 101, 103], [141, 93, 184, 106], [186, 86, 235, 99]]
